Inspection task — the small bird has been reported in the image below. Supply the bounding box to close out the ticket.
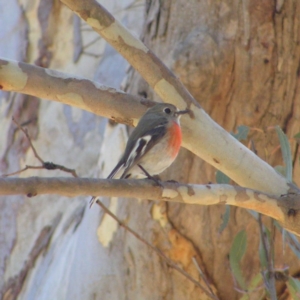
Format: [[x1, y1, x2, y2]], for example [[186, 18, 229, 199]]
[[90, 103, 189, 206]]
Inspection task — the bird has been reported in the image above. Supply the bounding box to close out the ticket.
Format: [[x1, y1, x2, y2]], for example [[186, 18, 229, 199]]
[[90, 102, 189, 206]]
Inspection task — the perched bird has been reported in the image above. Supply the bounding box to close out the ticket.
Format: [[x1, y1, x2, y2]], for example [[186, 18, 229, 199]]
[[90, 102, 189, 206]]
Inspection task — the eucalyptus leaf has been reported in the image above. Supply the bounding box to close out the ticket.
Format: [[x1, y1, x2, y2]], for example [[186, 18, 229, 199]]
[[229, 230, 247, 289], [231, 125, 250, 141], [216, 170, 231, 184], [240, 273, 263, 300], [287, 277, 300, 300], [218, 205, 230, 234]]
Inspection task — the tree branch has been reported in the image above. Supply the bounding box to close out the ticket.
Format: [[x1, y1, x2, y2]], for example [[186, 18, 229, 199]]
[[1, 118, 79, 178], [1, 177, 300, 235], [0, 58, 153, 127], [258, 215, 277, 300]]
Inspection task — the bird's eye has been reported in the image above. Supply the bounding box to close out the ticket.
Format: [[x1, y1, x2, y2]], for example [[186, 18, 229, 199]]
[[164, 108, 171, 114]]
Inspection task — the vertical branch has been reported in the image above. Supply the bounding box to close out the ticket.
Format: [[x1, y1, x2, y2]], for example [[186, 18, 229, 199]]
[[258, 215, 277, 300]]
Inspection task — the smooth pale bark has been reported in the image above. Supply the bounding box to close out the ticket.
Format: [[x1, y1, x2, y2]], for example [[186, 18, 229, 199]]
[[0, 178, 283, 215], [0, 58, 152, 127], [1, 177, 299, 234]]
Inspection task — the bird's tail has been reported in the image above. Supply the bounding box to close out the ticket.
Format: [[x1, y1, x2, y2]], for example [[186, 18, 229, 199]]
[[107, 161, 125, 179], [90, 161, 126, 209], [89, 196, 99, 208]]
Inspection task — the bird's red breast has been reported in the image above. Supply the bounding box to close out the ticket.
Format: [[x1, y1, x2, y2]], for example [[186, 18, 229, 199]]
[[167, 121, 182, 158]]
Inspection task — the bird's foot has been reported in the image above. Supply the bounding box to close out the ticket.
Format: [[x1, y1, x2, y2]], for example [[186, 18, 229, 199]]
[[138, 164, 163, 187]]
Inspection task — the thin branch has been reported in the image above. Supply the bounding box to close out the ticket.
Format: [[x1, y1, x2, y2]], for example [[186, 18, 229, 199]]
[[82, 51, 103, 58], [258, 215, 277, 300], [1, 176, 300, 234], [3, 165, 45, 177], [83, 36, 102, 49], [2, 118, 78, 178], [192, 257, 217, 298], [95, 199, 219, 300], [12, 117, 43, 163]]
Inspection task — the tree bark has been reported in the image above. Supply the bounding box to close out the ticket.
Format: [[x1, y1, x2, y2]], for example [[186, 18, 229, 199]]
[[126, 0, 300, 298], [1, 0, 300, 300]]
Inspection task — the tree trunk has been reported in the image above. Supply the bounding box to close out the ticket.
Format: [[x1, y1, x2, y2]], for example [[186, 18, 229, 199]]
[[126, 0, 300, 298], [1, 0, 300, 299]]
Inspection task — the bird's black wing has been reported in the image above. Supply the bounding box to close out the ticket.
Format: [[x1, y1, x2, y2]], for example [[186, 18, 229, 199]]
[[107, 120, 168, 179]]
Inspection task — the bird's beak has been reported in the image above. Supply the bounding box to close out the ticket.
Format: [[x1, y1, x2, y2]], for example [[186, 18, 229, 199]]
[[175, 109, 190, 116]]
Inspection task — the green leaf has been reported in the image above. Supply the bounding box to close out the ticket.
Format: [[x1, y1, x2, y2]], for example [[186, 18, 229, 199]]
[[229, 230, 248, 290], [287, 277, 300, 300], [218, 205, 230, 234], [216, 170, 231, 184], [275, 126, 293, 181], [240, 273, 263, 300], [231, 125, 250, 141]]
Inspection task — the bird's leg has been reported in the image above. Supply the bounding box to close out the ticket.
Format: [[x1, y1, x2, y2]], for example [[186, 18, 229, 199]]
[[138, 164, 162, 187]]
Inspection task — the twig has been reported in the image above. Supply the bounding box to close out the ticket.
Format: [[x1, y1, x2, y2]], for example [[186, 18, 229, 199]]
[[95, 199, 219, 300], [13, 117, 43, 164], [83, 36, 102, 49], [83, 52, 103, 58], [192, 257, 217, 298], [2, 118, 78, 178], [20, 117, 38, 127], [258, 214, 277, 300], [3, 166, 45, 177]]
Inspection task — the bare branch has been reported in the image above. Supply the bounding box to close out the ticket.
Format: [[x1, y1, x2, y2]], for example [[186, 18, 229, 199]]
[[258, 216, 277, 300], [95, 200, 219, 300], [2, 118, 78, 178], [0, 58, 154, 127], [3, 165, 45, 177], [192, 257, 217, 299], [12, 117, 44, 164], [1, 177, 300, 234]]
